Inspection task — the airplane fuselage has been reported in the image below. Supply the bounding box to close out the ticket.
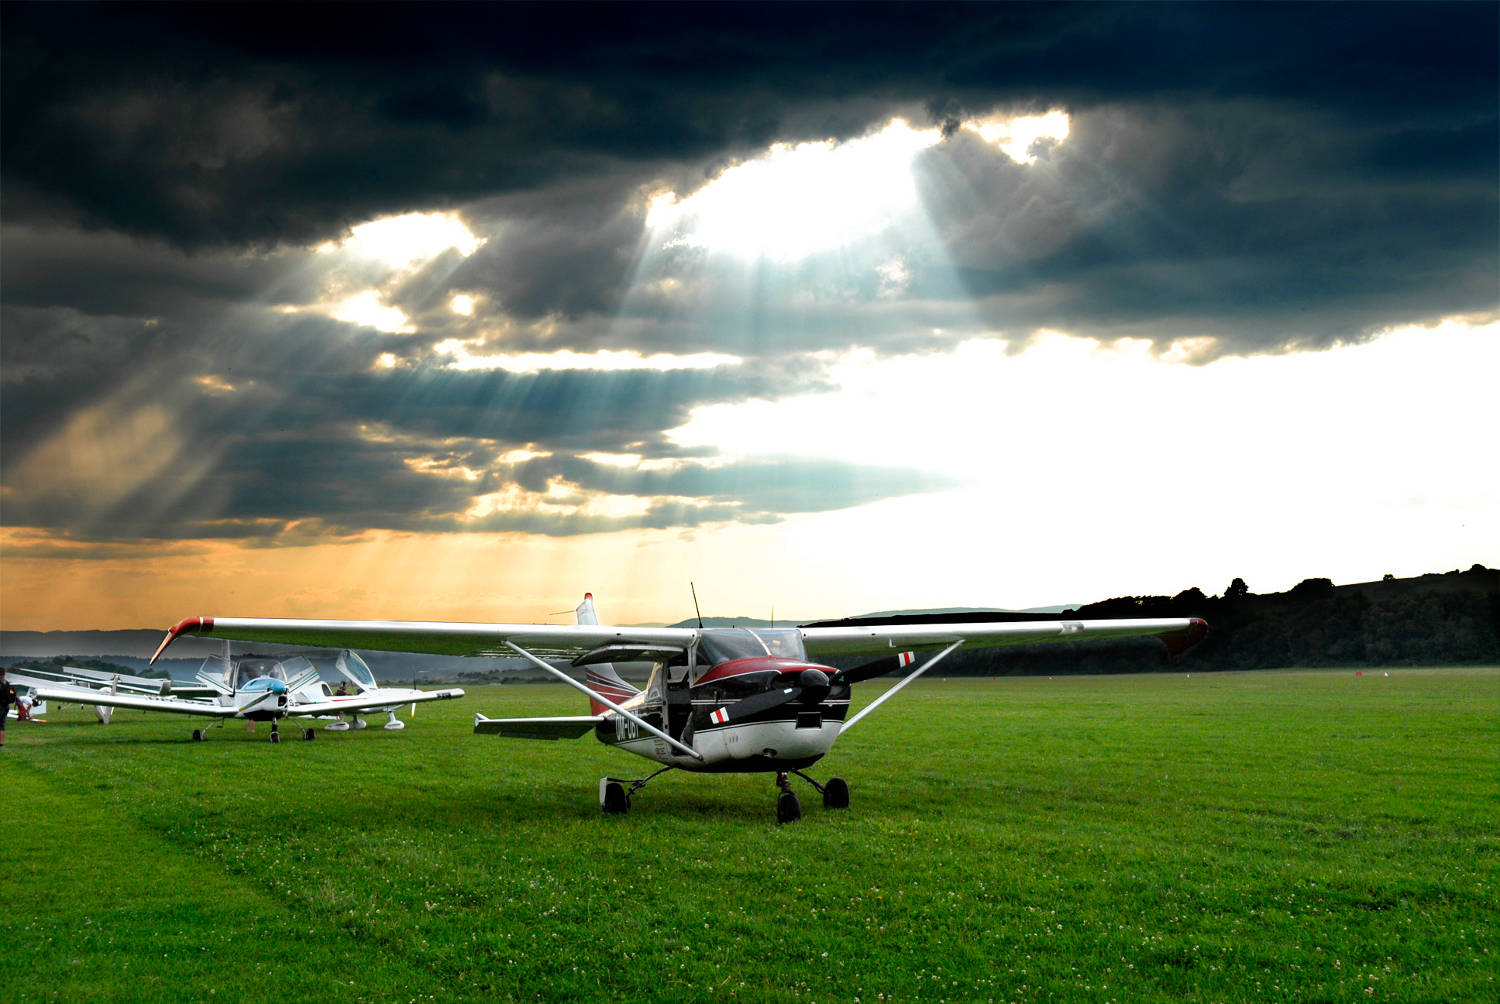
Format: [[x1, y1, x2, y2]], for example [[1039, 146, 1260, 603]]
[[595, 655, 850, 772]]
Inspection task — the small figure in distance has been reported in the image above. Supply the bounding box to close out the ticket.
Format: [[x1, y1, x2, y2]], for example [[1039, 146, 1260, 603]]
[[0, 667, 23, 747]]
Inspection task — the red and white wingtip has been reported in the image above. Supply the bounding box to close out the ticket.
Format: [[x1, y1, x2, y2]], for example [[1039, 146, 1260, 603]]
[[1162, 617, 1209, 656], [149, 617, 215, 665]]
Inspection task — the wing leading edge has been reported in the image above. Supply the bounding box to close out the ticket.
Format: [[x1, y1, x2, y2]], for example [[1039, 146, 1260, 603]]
[[152, 617, 699, 664], [799, 617, 1208, 658], [153, 615, 1207, 664]]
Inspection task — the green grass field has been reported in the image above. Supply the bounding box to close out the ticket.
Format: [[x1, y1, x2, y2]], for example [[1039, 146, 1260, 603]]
[[6, 668, 1497, 1003]]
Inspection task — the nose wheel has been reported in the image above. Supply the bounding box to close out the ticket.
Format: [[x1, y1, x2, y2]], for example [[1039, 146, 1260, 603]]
[[775, 773, 802, 824], [776, 770, 849, 822]]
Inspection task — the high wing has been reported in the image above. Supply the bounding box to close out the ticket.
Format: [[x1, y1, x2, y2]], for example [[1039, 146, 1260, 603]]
[[7, 676, 255, 719], [801, 616, 1207, 733], [152, 617, 697, 663], [289, 686, 465, 718], [152, 614, 1206, 664], [800, 617, 1208, 658]]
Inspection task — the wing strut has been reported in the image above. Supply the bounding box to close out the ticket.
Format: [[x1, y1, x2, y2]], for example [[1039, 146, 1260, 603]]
[[840, 639, 965, 735], [503, 641, 703, 761]]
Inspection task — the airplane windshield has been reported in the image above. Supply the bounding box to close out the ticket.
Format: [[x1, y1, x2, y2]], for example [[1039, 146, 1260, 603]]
[[698, 628, 806, 666], [233, 658, 287, 689]]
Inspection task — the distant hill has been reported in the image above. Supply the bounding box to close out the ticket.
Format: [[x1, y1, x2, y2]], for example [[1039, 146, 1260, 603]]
[[811, 565, 1498, 676], [5, 566, 1495, 678]]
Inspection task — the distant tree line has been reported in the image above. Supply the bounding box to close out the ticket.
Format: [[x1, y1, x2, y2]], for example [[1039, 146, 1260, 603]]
[[820, 565, 1499, 676]]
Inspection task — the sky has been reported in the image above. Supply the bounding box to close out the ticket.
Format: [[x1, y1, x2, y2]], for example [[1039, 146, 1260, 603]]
[[2, 2, 1496, 630]]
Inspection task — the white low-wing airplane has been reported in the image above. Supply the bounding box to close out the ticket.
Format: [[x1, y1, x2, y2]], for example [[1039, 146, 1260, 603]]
[[291, 649, 463, 732], [149, 595, 1206, 818], [17, 648, 465, 743], [13, 664, 222, 700]]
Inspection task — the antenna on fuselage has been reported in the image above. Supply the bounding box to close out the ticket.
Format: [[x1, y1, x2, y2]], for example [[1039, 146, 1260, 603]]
[[690, 581, 703, 629]]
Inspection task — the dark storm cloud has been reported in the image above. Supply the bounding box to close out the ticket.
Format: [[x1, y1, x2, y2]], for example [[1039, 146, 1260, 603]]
[[913, 104, 1499, 352], [3, 2, 1495, 545], [5, 3, 1493, 248]]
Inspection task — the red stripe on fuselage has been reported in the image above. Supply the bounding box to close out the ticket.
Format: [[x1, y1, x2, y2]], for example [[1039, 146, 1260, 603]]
[[694, 657, 830, 685]]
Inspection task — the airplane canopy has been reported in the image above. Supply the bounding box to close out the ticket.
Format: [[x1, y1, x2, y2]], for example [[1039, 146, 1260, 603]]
[[697, 628, 806, 666]]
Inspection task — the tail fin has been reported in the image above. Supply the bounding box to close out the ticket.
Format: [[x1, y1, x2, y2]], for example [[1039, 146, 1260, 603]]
[[576, 592, 638, 714]]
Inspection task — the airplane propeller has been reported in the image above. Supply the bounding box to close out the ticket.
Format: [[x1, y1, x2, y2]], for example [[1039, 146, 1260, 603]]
[[831, 652, 916, 686], [720, 668, 830, 723]]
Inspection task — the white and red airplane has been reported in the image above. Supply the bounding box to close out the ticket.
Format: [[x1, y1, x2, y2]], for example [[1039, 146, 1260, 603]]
[[149, 594, 1206, 820]]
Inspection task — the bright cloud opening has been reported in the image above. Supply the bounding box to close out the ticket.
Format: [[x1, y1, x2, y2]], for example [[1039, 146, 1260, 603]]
[[968, 110, 1071, 164], [434, 339, 742, 373], [320, 210, 486, 267], [463, 478, 662, 522], [331, 289, 413, 333], [647, 118, 942, 261], [645, 111, 1072, 262]]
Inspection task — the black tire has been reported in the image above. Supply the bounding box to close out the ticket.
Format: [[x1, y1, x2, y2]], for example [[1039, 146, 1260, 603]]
[[602, 781, 629, 814], [303, 728, 316, 741], [269, 730, 280, 744], [823, 777, 850, 809], [777, 790, 802, 824], [192, 729, 204, 742]]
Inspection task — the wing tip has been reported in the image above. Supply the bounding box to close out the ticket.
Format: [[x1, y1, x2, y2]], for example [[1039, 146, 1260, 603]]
[[1162, 617, 1209, 656], [149, 617, 214, 665]]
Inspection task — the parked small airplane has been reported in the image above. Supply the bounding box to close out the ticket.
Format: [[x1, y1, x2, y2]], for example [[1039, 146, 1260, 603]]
[[16, 646, 465, 743], [149, 595, 1205, 818], [13, 663, 222, 699], [10, 663, 222, 722], [293, 649, 459, 732]]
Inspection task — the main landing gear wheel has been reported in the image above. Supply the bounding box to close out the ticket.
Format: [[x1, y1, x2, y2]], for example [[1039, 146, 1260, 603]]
[[822, 776, 850, 810], [600, 779, 630, 815], [775, 772, 803, 824], [192, 728, 204, 742], [302, 727, 316, 741]]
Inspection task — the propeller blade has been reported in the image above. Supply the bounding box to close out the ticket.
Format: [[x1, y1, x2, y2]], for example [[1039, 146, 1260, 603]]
[[834, 651, 915, 686], [719, 685, 801, 722]]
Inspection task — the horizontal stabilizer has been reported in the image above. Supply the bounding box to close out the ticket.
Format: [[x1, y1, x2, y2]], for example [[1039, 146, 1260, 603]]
[[473, 714, 603, 740]]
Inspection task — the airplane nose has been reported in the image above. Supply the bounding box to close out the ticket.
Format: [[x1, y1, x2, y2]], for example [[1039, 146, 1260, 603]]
[[268, 680, 287, 695]]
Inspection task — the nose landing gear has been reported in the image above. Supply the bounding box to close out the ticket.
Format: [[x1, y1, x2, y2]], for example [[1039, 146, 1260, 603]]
[[775, 770, 849, 823]]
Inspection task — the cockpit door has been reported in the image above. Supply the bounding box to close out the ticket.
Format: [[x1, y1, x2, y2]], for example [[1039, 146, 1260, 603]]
[[334, 650, 378, 692]]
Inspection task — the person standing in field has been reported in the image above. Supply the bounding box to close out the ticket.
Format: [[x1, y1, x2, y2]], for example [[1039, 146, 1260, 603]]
[[0, 667, 24, 747]]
